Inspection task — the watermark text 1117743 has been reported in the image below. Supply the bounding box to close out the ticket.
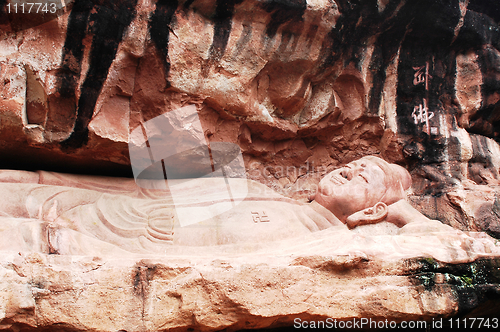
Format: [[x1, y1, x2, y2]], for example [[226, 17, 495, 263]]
[[447, 317, 498, 329], [2, 1, 72, 32], [6, 2, 57, 14]]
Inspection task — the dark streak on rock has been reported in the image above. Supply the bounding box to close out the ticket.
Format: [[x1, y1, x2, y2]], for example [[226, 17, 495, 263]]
[[133, 263, 158, 299], [46, 0, 91, 139], [204, 0, 243, 72], [395, 0, 462, 175], [262, 0, 306, 38], [320, 0, 402, 74], [183, 0, 196, 10], [231, 23, 252, 59], [276, 31, 293, 56], [469, 134, 497, 172], [0, 0, 8, 25], [366, 22, 407, 116], [454, 5, 500, 141], [394, 0, 500, 197], [60, 0, 139, 150], [304, 24, 318, 50], [149, 0, 179, 85]]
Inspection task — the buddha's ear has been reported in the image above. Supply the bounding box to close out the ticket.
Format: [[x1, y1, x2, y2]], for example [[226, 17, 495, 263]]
[[345, 202, 388, 229]]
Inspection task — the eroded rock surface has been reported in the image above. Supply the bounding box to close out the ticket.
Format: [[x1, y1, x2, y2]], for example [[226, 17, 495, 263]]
[[1, 0, 500, 330], [0, 233, 499, 331]]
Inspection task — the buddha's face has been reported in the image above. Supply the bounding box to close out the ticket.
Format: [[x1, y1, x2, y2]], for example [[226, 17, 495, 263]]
[[314, 158, 388, 223]]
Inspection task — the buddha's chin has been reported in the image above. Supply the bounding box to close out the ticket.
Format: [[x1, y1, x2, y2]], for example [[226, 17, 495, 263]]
[[313, 191, 329, 208], [317, 183, 335, 197]]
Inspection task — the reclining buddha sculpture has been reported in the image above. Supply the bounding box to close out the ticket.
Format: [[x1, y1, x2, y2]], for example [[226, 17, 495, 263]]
[[0, 106, 471, 256], [0, 154, 436, 255]]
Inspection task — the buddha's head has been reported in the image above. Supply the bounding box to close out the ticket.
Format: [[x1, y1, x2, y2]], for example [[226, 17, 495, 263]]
[[314, 156, 412, 225]]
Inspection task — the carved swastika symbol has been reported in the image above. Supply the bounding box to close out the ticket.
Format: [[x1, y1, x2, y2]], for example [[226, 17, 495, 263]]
[[251, 211, 270, 223]]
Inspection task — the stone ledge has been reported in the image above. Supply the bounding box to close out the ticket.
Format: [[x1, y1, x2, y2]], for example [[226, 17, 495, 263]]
[[0, 251, 499, 332]]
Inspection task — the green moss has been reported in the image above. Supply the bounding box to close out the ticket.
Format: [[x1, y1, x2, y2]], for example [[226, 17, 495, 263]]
[[423, 257, 435, 265], [418, 257, 438, 271], [459, 275, 473, 286]]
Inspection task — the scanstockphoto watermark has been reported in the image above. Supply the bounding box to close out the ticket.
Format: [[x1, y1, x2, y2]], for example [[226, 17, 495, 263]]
[[293, 318, 430, 329], [294, 317, 500, 329]]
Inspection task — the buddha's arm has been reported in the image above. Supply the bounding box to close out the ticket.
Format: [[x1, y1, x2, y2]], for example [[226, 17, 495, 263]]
[[385, 200, 432, 227], [0, 182, 103, 222], [0, 182, 44, 218], [307, 201, 345, 229], [0, 169, 141, 196], [0, 170, 40, 184]]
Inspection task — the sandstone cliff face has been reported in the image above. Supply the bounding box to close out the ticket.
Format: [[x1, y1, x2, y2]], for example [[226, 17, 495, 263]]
[[1, 1, 500, 330]]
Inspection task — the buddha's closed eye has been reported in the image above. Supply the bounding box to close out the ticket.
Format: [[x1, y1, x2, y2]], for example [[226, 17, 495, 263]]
[[358, 173, 368, 183]]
